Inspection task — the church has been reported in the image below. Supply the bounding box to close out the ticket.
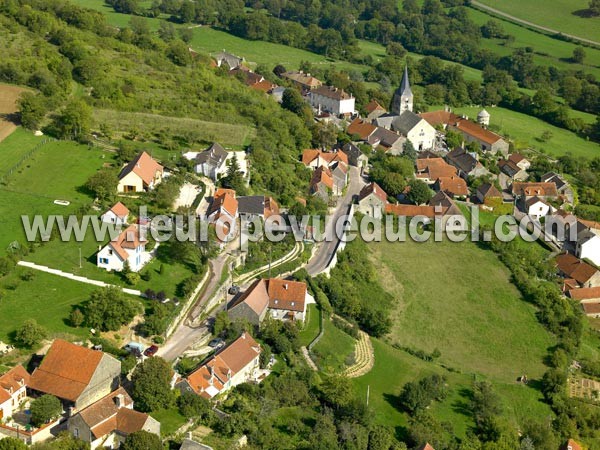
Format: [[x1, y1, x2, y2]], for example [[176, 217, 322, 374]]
[[374, 67, 437, 152]]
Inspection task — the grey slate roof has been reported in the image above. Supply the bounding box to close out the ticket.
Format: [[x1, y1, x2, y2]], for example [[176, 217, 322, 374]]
[[446, 147, 478, 174], [196, 143, 228, 167], [391, 111, 423, 135], [237, 196, 266, 215], [180, 439, 214, 450], [373, 114, 396, 130]]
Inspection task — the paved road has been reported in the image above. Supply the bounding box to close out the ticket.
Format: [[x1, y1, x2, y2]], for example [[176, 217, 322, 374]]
[[471, 1, 600, 48], [305, 166, 365, 276]]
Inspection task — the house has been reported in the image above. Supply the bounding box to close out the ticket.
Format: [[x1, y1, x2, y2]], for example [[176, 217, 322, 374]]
[[417, 444, 436, 450], [447, 117, 509, 155], [567, 286, 600, 302], [100, 202, 129, 226], [357, 182, 388, 218], [559, 439, 582, 450], [330, 161, 349, 193], [207, 188, 238, 243], [309, 166, 334, 201], [229, 278, 312, 325], [368, 127, 405, 155], [67, 387, 160, 450], [364, 99, 387, 121], [309, 86, 355, 116], [185, 143, 228, 180], [117, 152, 164, 193], [213, 51, 244, 69], [97, 224, 148, 272], [347, 118, 377, 141], [180, 438, 214, 450], [416, 158, 457, 184], [385, 203, 435, 219], [445, 147, 489, 179], [340, 143, 368, 168], [525, 196, 553, 220], [541, 172, 575, 204], [476, 183, 503, 205], [280, 71, 322, 91], [0, 365, 30, 423], [498, 159, 527, 181], [301, 149, 348, 170], [429, 190, 464, 218], [555, 253, 600, 288], [508, 153, 530, 171], [420, 109, 461, 129], [178, 332, 261, 399], [237, 196, 279, 221], [512, 182, 559, 200], [29, 340, 121, 411], [434, 176, 468, 198], [377, 110, 436, 151], [577, 229, 600, 266]]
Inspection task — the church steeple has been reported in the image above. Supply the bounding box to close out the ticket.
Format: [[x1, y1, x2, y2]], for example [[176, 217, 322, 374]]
[[392, 65, 413, 114]]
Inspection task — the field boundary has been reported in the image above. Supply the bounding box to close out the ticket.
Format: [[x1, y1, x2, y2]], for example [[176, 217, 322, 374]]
[[0, 137, 55, 183], [470, 1, 600, 49]]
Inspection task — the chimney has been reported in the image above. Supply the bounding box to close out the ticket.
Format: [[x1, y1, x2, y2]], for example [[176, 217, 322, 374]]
[[284, 283, 288, 290], [114, 393, 125, 408]]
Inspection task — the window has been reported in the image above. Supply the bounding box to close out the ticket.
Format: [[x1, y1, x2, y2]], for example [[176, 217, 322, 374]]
[[74, 428, 79, 438], [108, 249, 113, 255], [99, 258, 109, 264]]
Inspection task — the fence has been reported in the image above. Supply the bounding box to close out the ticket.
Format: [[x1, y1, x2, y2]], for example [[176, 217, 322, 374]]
[[0, 138, 56, 183]]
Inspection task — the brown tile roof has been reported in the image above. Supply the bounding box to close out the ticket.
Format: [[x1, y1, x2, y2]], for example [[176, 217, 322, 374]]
[[556, 253, 599, 285], [0, 365, 29, 404], [416, 158, 457, 181], [580, 218, 600, 231], [436, 176, 468, 196], [560, 438, 582, 450], [385, 204, 435, 218], [416, 444, 436, 450], [230, 279, 269, 316], [301, 149, 348, 167], [108, 224, 147, 261], [79, 387, 134, 438], [429, 190, 463, 216], [347, 118, 377, 140], [109, 202, 129, 218], [90, 407, 151, 439], [310, 166, 334, 192], [450, 118, 504, 145], [119, 152, 163, 185], [30, 340, 105, 402], [249, 79, 276, 93], [508, 153, 526, 164], [365, 99, 385, 114], [568, 286, 600, 301], [359, 182, 388, 203], [312, 85, 353, 100], [525, 196, 550, 208], [512, 182, 558, 198], [477, 183, 502, 199], [186, 332, 260, 397], [419, 110, 460, 128], [267, 278, 307, 312], [208, 189, 238, 218], [281, 71, 322, 89], [264, 196, 279, 219], [302, 149, 320, 166]]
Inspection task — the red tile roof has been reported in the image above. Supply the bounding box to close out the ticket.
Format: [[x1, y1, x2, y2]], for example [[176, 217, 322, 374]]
[[416, 158, 457, 180], [416, 444, 436, 450], [508, 153, 527, 164], [419, 110, 460, 128], [301, 149, 348, 167], [568, 286, 600, 301], [436, 176, 468, 196], [109, 224, 146, 261], [310, 166, 334, 192], [365, 99, 385, 114], [450, 118, 504, 145], [347, 118, 377, 140], [512, 182, 559, 198], [29, 340, 105, 402], [0, 365, 29, 404], [559, 438, 582, 450], [209, 189, 238, 219], [385, 204, 435, 218], [359, 182, 388, 203], [230, 279, 270, 316], [556, 253, 599, 285], [109, 202, 129, 218], [267, 278, 307, 312], [119, 152, 163, 185]]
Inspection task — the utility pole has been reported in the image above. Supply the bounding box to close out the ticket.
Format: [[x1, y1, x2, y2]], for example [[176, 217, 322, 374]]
[[268, 244, 272, 278], [366, 385, 370, 407], [79, 247, 82, 269]]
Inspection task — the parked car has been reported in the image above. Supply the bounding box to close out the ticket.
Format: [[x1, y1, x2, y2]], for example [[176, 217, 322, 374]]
[[228, 285, 240, 295], [208, 338, 225, 349], [144, 345, 159, 357]]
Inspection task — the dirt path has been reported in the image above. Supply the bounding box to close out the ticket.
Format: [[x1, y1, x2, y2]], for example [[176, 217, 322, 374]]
[[344, 330, 375, 378], [470, 1, 600, 48], [0, 84, 29, 142]]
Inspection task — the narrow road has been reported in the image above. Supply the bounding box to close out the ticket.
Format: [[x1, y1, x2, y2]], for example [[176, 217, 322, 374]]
[[305, 166, 365, 276], [470, 1, 600, 48]]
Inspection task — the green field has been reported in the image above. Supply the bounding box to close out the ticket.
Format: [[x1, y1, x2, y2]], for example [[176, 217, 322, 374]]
[[432, 104, 600, 159], [0, 128, 44, 172], [298, 304, 321, 347], [311, 318, 356, 373], [0, 267, 95, 342], [475, 0, 600, 44], [371, 239, 553, 383], [150, 407, 187, 436], [467, 8, 600, 80]]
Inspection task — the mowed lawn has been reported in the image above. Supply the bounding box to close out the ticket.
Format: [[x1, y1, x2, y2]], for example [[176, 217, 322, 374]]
[[311, 318, 356, 374], [0, 267, 95, 342], [298, 304, 321, 347], [0, 127, 43, 171], [475, 0, 600, 44], [370, 239, 553, 384], [432, 104, 600, 159]]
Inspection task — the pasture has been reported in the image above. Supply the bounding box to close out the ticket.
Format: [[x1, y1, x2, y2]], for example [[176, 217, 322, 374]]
[[432, 104, 600, 159], [475, 0, 600, 44], [0, 83, 28, 142]]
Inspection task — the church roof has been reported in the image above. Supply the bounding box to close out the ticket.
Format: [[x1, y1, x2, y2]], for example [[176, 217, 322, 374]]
[[398, 66, 412, 96]]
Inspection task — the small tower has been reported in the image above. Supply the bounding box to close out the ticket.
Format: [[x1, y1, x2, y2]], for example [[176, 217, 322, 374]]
[[392, 66, 413, 115], [477, 108, 490, 128]]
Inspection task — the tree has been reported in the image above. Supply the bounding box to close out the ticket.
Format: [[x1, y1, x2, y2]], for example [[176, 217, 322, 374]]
[[222, 154, 246, 194], [572, 46, 586, 64], [131, 357, 174, 412], [403, 140, 417, 161], [386, 42, 406, 58], [18, 92, 46, 130], [158, 20, 176, 42], [121, 431, 163, 450], [282, 88, 307, 116], [273, 64, 287, 77], [30, 394, 62, 427], [85, 168, 118, 201], [589, 0, 600, 16], [166, 40, 192, 66], [51, 99, 92, 141], [15, 319, 47, 347], [69, 308, 84, 327], [407, 179, 432, 205], [84, 286, 140, 331], [177, 392, 211, 418], [0, 437, 27, 450]]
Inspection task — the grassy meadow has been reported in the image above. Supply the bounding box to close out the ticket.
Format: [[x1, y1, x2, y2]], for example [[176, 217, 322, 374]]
[[311, 318, 356, 374]]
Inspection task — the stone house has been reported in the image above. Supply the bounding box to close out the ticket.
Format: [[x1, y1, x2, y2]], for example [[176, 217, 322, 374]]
[[309, 86, 355, 116], [555, 253, 600, 288], [357, 182, 388, 218], [0, 366, 30, 423], [445, 147, 489, 179]]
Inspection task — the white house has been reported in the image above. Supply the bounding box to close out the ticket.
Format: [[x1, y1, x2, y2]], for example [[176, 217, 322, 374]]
[[577, 230, 600, 266], [375, 110, 436, 151], [183, 144, 248, 182], [117, 152, 164, 193], [97, 224, 149, 272], [0, 365, 30, 423], [178, 332, 261, 399], [207, 188, 239, 246], [526, 197, 553, 220], [100, 202, 130, 226], [309, 86, 355, 116]]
